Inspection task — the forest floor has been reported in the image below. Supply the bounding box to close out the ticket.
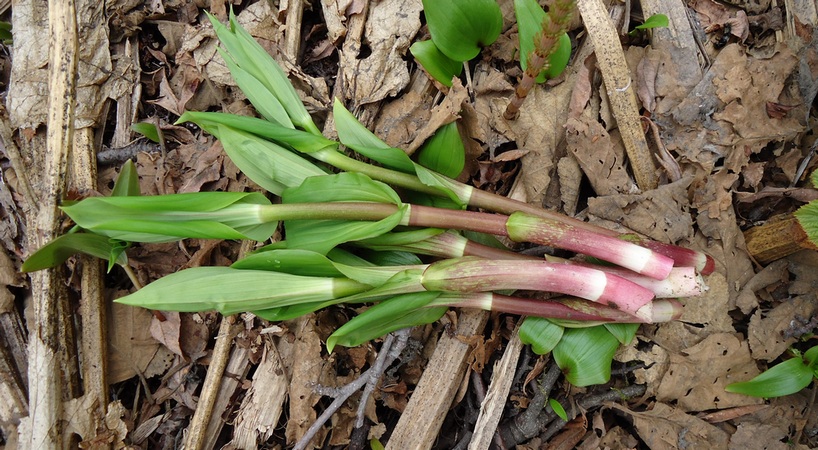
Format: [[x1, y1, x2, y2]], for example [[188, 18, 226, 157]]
[[1, 0, 818, 449]]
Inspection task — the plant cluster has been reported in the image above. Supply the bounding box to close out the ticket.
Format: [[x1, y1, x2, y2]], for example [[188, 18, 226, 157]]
[[25, 8, 711, 387]]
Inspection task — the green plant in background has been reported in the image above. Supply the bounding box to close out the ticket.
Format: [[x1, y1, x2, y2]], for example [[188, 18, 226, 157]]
[[25, 10, 715, 388], [726, 345, 818, 398], [410, 0, 502, 87], [628, 13, 670, 36], [795, 169, 818, 244]]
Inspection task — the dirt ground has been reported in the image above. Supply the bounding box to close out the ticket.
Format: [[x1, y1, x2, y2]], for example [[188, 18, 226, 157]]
[[1, 0, 818, 449]]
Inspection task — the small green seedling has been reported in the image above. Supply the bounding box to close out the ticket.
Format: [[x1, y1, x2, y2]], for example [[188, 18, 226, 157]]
[[795, 170, 818, 244], [549, 398, 568, 421], [726, 345, 818, 398], [629, 13, 670, 36], [131, 122, 161, 143]]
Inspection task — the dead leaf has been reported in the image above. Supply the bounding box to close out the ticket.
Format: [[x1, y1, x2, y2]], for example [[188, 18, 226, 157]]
[[566, 116, 638, 196], [150, 311, 185, 358], [656, 333, 763, 412], [611, 402, 731, 450], [286, 314, 327, 445], [749, 295, 818, 361]]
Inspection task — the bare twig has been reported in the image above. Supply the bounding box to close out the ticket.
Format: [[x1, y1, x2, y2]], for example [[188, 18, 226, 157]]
[[294, 328, 412, 450]]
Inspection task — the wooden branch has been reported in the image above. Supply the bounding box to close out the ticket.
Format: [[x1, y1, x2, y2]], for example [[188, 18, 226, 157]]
[[25, 0, 79, 447], [576, 0, 658, 190], [385, 309, 489, 449]]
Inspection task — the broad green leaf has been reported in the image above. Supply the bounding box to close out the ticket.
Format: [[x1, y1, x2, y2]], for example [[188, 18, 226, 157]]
[[603, 323, 639, 345], [333, 99, 417, 173], [519, 316, 564, 355], [327, 291, 446, 351], [515, 0, 572, 82], [549, 398, 568, 421], [725, 357, 814, 398], [177, 111, 337, 153], [217, 124, 327, 196], [552, 326, 621, 386], [61, 192, 278, 242], [231, 248, 345, 277], [282, 172, 401, 205], [283, 212, 407, 256], [111, 159, 141, 197], [416, 122, 465, 178], [131, 122, 160, 143], [21, 233, 128, 272], [423, 0, 503, 61], [358, 250, 424, 266], [410, 40, 463, 87], [116, 266, 371, 314]]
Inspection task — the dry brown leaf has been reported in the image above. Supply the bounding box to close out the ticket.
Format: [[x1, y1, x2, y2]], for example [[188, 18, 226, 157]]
[[587, 177, 694, 244], [150, 311, 185, 358], [339, 0, 421, 105], [611, 402, 730, 450], [405, 79, 470, 154], [748, 295, 818, 361], [615, 339, 670, 397], [729, 423, 807, 450], [107, 297, 170, 383], [656, 333, 763, 412], [565, 116, 638, 196]]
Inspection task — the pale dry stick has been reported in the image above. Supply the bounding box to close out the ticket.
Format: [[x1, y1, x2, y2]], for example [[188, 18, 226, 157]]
[[386, 309, 490, 449], [293, 328, 412, 450], [26, 0, 79, 447], [503, 0, 576, 120], [468, 321, 525, 450], [0, 114, 37, 213], [576, 0, 658, 190], [183, 315, 241, 450]]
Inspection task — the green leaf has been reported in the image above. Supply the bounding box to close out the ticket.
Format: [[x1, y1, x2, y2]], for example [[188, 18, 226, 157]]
[[217, 47, 293, 128], [333, 99, 417, 173], [515, 0, 572, 82], [131, 122, 161, 143], [177, 111, 337, 154], [116, 266, 371, 314], [283, 213, 407, 256], [805, 345, 818, 368], [111, 159, 141, 197], [326, 291, 446, 351], [357, 250, 424, 266], [62, 192, 278, 242], [231, 248, 345, 277], [795, 200, 818, 247], [725, 357, 814, 398], [413, 164, 471, 207], [282, 172, 401, 205], [811, 169, 818, 189], [21, 233, 128, 273], [410, 40, 463, 87], [549, 398, 568, 421], [208, 11, 320, 134], [416, 122, 465, 178], [552, 326, 621, 386], [519, 316, 564, 355], [423, 0, 503, 61], [603, 323, 639, 345], [633, 13, 669, 31], [216, 124, 327, 196]]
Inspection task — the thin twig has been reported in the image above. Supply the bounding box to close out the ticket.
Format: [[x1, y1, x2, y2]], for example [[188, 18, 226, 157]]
[[294, 328, 412, 450]]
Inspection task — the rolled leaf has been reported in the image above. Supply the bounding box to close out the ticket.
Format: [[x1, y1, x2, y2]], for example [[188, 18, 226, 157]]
[[216, 124, 327, 196], [327, 291, 446, 351], [111, 159, 141, 197], [116, 266, 371, 315], [416, 122, 465, 178], [62, 192, 278, 242]]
